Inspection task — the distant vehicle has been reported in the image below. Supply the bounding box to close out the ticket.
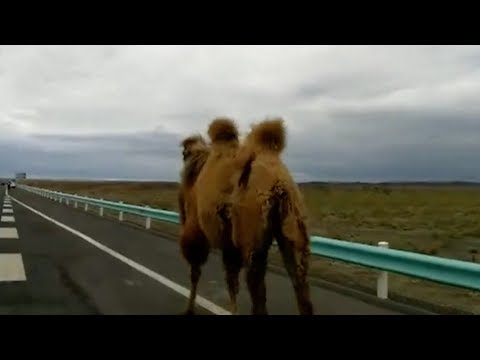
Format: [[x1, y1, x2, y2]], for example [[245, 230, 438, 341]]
[[8, 180, 16, 189]]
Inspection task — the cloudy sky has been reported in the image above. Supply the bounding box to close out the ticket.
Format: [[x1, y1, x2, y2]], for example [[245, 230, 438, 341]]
[[1, 45, 480, 182]]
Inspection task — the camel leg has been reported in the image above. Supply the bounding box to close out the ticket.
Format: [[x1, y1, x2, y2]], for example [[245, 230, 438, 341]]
[[275, 233, 314, 315], [245, 244, 270, 315], [184, 264, 202, 315], [180, 226, 209, 315], [222, 245, 243, 315], [231, 206, 271, 315]]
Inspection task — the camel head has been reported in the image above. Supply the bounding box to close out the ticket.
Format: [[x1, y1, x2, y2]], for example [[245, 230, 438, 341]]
[[180, 135, 208, 162]]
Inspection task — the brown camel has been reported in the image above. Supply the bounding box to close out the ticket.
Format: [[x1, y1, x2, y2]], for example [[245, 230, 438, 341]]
[[230, 118, 314, 315], [178, 118, 243, 315]]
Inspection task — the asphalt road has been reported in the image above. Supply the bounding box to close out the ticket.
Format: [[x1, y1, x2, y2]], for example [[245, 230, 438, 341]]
[[0, 187, 405, 315]]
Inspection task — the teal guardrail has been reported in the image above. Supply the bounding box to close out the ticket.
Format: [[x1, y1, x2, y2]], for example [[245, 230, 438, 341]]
[[18, 184, 179, 224], [311, 236, 480, 291], [17, 184, 480, 292]]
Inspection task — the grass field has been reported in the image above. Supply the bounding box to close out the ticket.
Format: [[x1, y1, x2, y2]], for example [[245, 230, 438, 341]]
[[21, 179, 480, 314]]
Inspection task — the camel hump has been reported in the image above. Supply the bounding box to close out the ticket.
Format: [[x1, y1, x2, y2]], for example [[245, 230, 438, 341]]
[[249, 118, 286, 154], [208, 117, 239, 143]]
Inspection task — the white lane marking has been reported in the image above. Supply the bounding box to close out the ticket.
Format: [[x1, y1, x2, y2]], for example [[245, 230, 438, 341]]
[[9, 195, 231, 315], [3, 209, 13, 214], [1, 216, 15, 222], [3, 204, 12, 208], [0, 254, 27, 281], [0, 228, 19, 239]]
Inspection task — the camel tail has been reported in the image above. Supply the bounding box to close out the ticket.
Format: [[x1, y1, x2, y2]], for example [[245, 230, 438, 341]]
[[208, 117, 239, 144], [271, 182, 310, 248], [250, 118, 286, 154], [237, 151, 256, 188]]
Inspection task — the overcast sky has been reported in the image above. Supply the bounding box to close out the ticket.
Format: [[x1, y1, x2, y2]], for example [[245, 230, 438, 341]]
[[1, 45, 480, 182]]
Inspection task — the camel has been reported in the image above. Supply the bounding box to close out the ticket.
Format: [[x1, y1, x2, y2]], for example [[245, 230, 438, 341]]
[[230, 118, 314, 315], [178, 118, 243, 315]]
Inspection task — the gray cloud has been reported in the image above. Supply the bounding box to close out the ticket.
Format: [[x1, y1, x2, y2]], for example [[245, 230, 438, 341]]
[[1, 45, 480, 182], [0, 130, 184, 180]]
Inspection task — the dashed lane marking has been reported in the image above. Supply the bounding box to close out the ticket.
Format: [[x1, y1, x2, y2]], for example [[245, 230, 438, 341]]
[[0, 254, 26, 282], [0, 228, 19, 239], [1, 216, 15, 222], [2, 209, 13, 214]]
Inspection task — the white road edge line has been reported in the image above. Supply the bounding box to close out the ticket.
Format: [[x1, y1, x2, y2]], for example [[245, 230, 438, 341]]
[[8, 195, 231, 315]]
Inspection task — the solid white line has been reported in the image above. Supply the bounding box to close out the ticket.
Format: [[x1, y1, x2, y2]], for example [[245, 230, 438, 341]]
[[0, 228, 19, 239], [1, 216, 15, 222], [0, 254, 27, 281], [8, 195, 231, 315]]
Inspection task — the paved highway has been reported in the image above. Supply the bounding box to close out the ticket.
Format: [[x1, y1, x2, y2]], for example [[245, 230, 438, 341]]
[[0, 187, 406, 315]]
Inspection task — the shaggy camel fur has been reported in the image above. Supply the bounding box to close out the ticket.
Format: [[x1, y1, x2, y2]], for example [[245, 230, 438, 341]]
[[230, 118, 314, 315], [178, 118, 243, 315]]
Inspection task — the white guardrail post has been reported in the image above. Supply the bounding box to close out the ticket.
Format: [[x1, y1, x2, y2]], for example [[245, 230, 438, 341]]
[[84, 201, 88, 211], [377, 241, 389, 299], [74, 195, 78, 208], [119, 201, 124, 221], [99, 199, 104, 216], [145, 205, 151, 229]]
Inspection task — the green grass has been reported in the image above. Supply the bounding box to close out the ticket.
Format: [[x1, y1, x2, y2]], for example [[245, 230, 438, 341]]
[[21, 179, 480, 314]]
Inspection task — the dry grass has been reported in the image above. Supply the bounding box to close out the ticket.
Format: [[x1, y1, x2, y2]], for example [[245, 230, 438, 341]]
[[22, 179, 480, 314]]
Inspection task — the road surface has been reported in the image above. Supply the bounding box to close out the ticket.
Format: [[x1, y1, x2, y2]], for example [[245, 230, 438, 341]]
[[0, 187, 407, 315]]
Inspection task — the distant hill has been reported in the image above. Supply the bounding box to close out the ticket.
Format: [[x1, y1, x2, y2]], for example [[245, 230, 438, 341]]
[[300, 181, 480, 188]]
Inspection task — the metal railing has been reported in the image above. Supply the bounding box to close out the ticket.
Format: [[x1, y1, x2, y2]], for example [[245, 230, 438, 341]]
[[17, 184, 480, 297]]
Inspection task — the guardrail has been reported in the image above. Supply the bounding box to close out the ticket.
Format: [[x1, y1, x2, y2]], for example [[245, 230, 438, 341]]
[[16, 184, 480, 298]]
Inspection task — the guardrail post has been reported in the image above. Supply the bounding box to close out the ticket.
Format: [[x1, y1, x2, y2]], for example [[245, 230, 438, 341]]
[[119, 201, 124, 221], [377, 241, 389, 299], [145, 205, 151, 229], [99, 199, 104, 217], [84, 202, 88, 211], [66, 198, 69, 206], [74, 195, 78, 208]]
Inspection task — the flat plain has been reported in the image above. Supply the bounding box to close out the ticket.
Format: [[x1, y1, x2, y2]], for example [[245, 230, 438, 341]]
[[20, 179, 480, 314]]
